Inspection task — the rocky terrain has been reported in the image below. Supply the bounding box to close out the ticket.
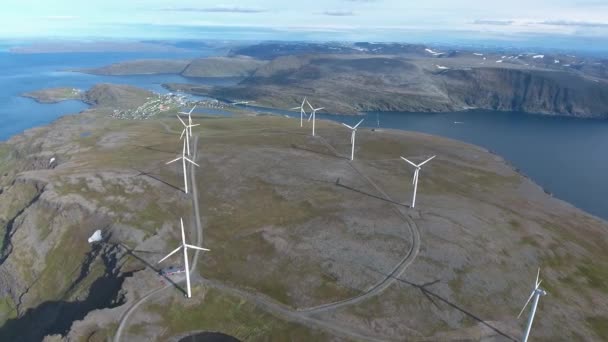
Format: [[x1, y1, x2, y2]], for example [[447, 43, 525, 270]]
[[81, 56, 265, 78], [164, 53, 608, 118], [22, 88, 83, 104], [0, 85, 607, 341]]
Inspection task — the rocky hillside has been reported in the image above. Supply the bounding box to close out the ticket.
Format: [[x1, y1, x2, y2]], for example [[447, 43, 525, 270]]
[[168, 54, 608, 118], [81, 56, 264, 78], [81, 84, 154, 109], [81, 59, 191, 75], [440, 67, 608, 116], [0, 97, 607, 341]]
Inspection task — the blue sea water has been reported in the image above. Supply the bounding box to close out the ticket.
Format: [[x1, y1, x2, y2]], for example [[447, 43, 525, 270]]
[[1, 50, 608, 221], [0, 49, 229, 140]]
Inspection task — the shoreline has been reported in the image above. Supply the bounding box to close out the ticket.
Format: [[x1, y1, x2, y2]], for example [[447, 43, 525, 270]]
[[7, 84, 608, 222]]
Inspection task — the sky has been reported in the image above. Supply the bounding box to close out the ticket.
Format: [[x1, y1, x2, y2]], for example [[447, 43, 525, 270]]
[[2, 0, 608, 48]]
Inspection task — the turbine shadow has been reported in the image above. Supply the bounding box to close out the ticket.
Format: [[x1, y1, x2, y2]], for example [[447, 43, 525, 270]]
[[360, 264, 517, 341], [116, 243, 187, 297], [335, 179, 410, 208], [132, 144, 176, 154], [131, 167, 182, 193], [290, 143, 347, 160]]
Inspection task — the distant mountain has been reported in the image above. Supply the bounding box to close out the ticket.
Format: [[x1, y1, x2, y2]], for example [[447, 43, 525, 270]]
[[168, 53, 608, 118], [85, 42, 608, 118], [81, 57, 264, 78], [227, 41, 455, 60]]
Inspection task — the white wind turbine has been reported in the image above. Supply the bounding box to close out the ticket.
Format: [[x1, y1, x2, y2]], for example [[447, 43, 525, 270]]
[[290, 97, 308, 127], [179, 105, 197, 137], [158, 218, 210, 298], [518, 268, 547, 342], [177, 115, 199, 156], [166, 140, 199, 194], [306, 100, 324, 137], [400, 155, 435, 208], [342, 119, 364, 161]]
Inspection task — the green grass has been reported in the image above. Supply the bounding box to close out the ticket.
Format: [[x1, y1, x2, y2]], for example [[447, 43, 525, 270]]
[[0, 296, 17, 326], [145, 287, 330, 341], [520, 235, 540, 247], [587, 316, 608, 340], [199, 175, 343, 305], [28, 225, 92, 303], [79, 322, 118, 342], [576, 262, 608, 293]]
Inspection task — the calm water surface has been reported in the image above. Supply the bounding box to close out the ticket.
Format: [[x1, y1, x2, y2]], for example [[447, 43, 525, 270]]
[[0, 50, 231, 140]]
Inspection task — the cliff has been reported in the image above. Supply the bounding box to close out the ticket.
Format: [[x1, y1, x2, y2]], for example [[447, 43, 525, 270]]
[[172, 54, 608, 118]]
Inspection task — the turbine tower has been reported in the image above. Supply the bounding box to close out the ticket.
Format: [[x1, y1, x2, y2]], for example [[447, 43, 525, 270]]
[[166, 140, 199, 194], [306, 100, 324, 137], [342, 119, 364, 161], [177, 115, 199, 156], [400, 155, 435, 208], [158, 218, 210, 298], [290, 97, 308, 127], [179, 105, 197, 137], [518, 268, 547, 342]]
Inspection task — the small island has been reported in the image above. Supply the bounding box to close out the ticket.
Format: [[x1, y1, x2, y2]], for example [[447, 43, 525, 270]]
[[22, 87, 83, 104]]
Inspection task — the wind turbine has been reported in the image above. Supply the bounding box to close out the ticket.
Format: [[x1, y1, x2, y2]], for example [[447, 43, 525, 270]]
[[306, 100, 324, 137], [176, 115, 199, 156], [400, 155, 435, 208], [158, 218, 210, 298], [179, 105, 197, 137], [342, 119, 364, 161], [166, 140, 199, 194], [290, 97, 308, 127], [518, 268, 547, 342]]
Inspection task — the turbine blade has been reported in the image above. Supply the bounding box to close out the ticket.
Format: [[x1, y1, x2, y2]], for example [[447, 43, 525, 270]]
[[184, 157, 200, 167], [189, 105, 196, 114], [180, 218, 186, 246], [189, 124, 200, 128], [316, 107, 325, 111], [166, 157, 182, 165], [306, 99, 314, 111], [301, 97, 306, 107], [518, 291, 536, 318], [158, 246, 182, 263], [180, 129, 186, 140], [342, 123, 354, 129], [353, 118, 365, 129], [290, 107, 300, 110], [400, 157, 418, 168], [185, 244, 210, 252], [418, 155, 436, 167], [536, 268, 541, 288], [177, 115, 187, 127]]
